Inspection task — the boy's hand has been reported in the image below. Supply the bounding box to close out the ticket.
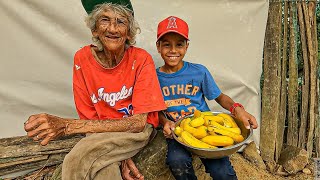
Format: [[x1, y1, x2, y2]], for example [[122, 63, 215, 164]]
[[163, 120, 175, 139], [234, 107, 258, 129]]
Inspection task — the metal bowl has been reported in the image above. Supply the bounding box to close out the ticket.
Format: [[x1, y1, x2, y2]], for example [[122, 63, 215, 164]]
[[172, 111, 253, 159]]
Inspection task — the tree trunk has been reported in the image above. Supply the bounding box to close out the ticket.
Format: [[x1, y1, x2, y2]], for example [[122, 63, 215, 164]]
[[302, 1, 316, 157], [297, 2, 309, 150], [309, 1, 319, 158], [287, 1, 299, 147], [276, 1, 288, 162], [260, 0, 282, 162]]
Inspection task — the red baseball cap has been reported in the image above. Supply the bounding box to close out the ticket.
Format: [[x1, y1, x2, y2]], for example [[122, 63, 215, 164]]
[[157, 16, 189, 41]]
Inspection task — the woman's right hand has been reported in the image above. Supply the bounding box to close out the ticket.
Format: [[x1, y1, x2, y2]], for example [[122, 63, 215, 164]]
[[24, 113, 67, 145], [162, 120, 175, 139]]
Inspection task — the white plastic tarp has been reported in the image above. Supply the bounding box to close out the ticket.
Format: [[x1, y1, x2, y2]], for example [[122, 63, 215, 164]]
[[0, 0, 268, 147]]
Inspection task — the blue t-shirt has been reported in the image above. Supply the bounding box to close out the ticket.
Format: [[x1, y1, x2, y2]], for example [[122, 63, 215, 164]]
[[157, 61, 221, 121]]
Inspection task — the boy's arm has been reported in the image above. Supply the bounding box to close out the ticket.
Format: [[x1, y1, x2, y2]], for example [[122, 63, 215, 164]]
[[215, 93, 258, 129], [159, 111, 175, 138]]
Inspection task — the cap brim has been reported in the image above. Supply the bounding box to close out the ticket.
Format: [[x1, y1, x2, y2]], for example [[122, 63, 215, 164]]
[[157, 30, 189, 42], [81, 0, 134, 14]]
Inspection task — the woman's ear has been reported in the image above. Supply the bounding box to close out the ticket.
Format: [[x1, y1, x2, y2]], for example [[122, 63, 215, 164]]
[[92, 28, 98, 38]]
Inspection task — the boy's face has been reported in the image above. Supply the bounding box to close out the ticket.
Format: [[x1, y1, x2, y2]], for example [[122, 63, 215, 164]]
[[157, 32, 189, 69]]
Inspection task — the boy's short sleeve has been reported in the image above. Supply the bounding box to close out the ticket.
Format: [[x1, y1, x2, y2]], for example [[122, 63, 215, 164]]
[[202, 67, 222, 100]]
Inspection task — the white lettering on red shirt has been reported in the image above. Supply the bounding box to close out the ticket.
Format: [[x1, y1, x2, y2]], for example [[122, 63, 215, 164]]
[[90, 85, 133, 107]]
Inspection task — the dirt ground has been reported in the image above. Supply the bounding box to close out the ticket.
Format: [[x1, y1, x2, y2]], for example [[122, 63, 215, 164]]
[[18, 152, 316, 180], [231, 153, 314, 180]]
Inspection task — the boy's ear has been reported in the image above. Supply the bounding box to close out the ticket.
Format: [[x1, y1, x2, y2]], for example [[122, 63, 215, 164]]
[[156, 41, 161, 53]]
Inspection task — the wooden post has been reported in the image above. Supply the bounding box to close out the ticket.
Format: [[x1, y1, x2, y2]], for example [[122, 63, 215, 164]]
[[307, 1, 318, 158], [276, 1, 288, 162], [287, 1, 299, 147], [260, 0, 282, 162], [302, 1, 316, 157], [297, 2, 309, 150]]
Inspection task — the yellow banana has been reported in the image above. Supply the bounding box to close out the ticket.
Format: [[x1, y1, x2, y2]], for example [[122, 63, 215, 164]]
[[180, 117, 191, 130], [190, 117, 205, 127], [192, 126, 208, 139], [204, 115, 224, 126], [201, 111, 213, 116], [208, 121, 241, 135], [174, 126, 183, 136], [193, 109, 202, 118], [213, 128, 244, 143], [183, 118, 197, 135], [177, 136, 184, 143], [181, 131, 216, 149], [217, 113, 239, 128], [200, 135, 234, 146]]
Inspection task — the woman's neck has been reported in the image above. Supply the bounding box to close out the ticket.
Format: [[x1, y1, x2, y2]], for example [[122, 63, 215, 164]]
[[92, 46, 126, 68]]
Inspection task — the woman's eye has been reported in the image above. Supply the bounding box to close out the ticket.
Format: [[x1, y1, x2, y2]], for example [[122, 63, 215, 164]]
[[117, 19, 124, 24], [100, 18, 110, 23]]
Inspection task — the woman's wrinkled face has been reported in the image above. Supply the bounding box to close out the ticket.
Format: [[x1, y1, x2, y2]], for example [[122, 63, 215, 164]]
[[93, 10, 130, 52]]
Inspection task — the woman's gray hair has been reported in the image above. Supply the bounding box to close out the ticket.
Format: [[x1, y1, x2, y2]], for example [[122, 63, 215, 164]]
[[85, 3, 140, 51]]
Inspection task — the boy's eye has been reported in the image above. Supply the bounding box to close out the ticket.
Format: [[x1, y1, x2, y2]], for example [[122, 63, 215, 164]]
[[163, 43, 170, 47], [177, 43, 183, 47]]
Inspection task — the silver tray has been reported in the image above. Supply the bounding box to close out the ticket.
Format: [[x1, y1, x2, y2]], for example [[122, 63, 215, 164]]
[[172, 111, 253, 159]]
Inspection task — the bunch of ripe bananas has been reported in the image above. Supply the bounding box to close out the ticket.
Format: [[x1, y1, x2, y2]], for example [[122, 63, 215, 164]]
[[174, 110, 245, 149]]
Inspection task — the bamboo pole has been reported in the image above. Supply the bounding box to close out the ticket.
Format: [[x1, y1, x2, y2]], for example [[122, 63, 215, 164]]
[[297, 1, 309, 150], [260, 0, 282, 162], [302, 1, 316, 157], [287, 1, 299, 147], [276, 1, 288, 162]]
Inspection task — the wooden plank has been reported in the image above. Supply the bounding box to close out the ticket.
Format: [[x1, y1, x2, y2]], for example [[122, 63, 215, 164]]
[[297, 2, 309, 149], [0, 135, 83, 159], [302, 1, 316, 157], [0, 153, 66, 176], [0, 155, 49, 169], [260, 0, 282, 162], [275, 1, 288, 162], [286, 1, 299, 147]]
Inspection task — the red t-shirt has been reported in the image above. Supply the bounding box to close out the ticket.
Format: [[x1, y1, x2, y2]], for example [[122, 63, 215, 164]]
[[73, 45, 166, 127]]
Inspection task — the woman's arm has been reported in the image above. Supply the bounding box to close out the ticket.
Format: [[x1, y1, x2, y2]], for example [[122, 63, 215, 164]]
[[24, 113, 147, 145]]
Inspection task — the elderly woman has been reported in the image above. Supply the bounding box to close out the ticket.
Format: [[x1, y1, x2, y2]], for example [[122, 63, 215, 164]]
[[24, 1, 166, 180]]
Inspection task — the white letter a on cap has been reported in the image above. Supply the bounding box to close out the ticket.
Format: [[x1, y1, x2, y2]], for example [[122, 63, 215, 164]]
[[167, 17, 177, 29]]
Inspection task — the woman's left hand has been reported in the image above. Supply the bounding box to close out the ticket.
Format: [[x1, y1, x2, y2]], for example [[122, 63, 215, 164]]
[[121, 158, 144, 180], [233, 108, 258, 129]]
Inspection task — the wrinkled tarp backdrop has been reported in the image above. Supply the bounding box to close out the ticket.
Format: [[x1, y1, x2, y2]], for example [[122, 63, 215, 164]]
[[0, 0, 268, 146]]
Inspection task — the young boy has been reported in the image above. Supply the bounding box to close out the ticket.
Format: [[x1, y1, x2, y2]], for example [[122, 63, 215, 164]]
[[156, 16, 258, 180]]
